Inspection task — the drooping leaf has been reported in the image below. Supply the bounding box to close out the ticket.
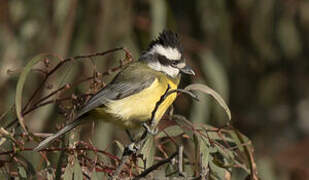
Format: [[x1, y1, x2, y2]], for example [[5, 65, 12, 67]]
[[209, 158, 231, 180], [200, 51, 230, 124], [185, 84, 231, 121], [15, 54, 49, 133]]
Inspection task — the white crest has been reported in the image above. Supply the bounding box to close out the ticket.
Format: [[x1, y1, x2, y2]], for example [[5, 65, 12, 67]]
[[150, 45, 181, 60]]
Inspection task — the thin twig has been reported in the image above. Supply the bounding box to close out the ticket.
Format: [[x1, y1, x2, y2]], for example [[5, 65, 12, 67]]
[[133, 151, 178, 180], [23, 47, 124, 115], [178, 145, 185, 176], [0, 147, 119, 161], [234, 129, 258, 180], [6, 47, 129, 129]]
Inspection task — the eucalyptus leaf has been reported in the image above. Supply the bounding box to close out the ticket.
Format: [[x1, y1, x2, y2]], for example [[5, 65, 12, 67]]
[[156, 125, 184, 138], [63, 162, 73, 180], [73, 158, 83, 180], [173, 115, 194, 139], [198, 135, 210, 174], [18, 166, 27, 179], [138, 135, 156, 170], [185, 84, 231, 121], [15, 54, 49, 133]]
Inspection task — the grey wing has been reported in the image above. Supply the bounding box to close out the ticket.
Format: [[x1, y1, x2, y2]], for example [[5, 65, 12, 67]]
[[77, 68, 156, 117]]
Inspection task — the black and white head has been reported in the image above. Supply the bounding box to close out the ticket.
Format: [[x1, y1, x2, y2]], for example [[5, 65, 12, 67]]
[[140, 30, 195, 78]]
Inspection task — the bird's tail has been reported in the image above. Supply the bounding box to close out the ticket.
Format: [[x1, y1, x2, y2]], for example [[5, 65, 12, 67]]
[[33, 116, 87, 151]]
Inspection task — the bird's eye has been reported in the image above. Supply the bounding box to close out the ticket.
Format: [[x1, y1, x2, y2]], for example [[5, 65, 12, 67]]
[[171, 60, 178, 66]]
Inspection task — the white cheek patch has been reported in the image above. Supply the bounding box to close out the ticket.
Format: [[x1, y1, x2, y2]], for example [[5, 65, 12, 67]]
[[151, 45, 181, 60], [176, 62, 186, 68], [147, 61, 179, 78]]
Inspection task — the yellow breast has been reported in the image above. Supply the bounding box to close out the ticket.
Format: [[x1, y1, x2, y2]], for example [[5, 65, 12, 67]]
[[92, 75, 179, 129]]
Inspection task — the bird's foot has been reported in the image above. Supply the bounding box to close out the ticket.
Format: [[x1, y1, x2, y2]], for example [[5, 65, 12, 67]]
[[143, 123, 158, 135]]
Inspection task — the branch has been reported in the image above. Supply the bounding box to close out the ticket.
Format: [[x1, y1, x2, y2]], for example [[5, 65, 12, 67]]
[[6, 47, 130, 129], [0, 147, 119, 162], [133, 151, 178, 180]]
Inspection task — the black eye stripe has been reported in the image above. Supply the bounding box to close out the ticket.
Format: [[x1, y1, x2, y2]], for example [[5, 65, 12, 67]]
[[157, 54, 170, 65], [157, 54, 184, 66]]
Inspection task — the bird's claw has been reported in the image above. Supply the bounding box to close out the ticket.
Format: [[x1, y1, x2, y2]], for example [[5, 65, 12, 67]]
[[143, 123, 158, 135]]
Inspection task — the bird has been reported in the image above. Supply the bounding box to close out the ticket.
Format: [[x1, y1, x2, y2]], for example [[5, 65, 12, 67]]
[[34, 30, 195, 151]]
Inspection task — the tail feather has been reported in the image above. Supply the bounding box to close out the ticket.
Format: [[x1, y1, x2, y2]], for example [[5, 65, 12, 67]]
[[33, 117, 86, 151]]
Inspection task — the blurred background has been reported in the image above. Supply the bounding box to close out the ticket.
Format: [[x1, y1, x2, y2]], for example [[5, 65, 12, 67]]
[[0, 0, 309, 179]]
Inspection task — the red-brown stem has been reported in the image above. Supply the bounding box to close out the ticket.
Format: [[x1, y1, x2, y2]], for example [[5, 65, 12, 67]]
[[0, 147, 120, 161]]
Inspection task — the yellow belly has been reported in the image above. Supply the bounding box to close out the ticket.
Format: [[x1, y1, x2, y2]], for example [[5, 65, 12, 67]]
[[90, 76, 179, 129]]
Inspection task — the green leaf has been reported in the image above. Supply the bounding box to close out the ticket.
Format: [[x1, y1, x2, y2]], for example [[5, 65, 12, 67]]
[[198, 136, 210, 170], [195, 134, 210, 178], [18, 166, 27, 179], [138, 135, 156, 169], [156, 125, 184, 138], [62, 155, 83, 180], [173, 115, 194, 139], [213, 143, 235, 165], [229, 129, 251, 152], [185, 84, 231, 121], [73, 158, 83, 180], [209, 158, 231, 180], [63, 164, 73, 180], [201, 126, 235, 143], [15, 54, 49, 133]]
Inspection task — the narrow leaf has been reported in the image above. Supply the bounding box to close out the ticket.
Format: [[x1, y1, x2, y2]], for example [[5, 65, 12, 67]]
[[15, 54, 49, 133], [63, 163, 73, 180], [185, 84, 231, 121], [73, 158, 83, 180]]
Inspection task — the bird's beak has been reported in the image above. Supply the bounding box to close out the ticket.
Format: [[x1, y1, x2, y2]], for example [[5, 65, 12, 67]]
[[179, 65, 195, 76]]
